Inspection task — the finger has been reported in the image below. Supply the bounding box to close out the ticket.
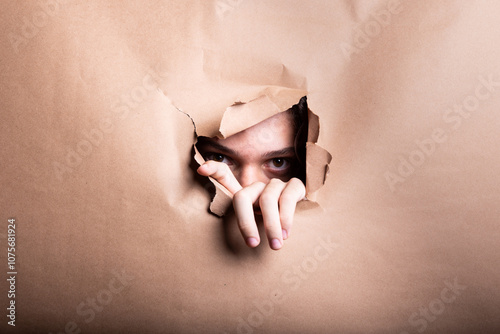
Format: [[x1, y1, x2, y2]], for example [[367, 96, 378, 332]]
[[233, 182, 267, 248], [197, 160, 242, 194], [259, 179, 287, 250], [278, 178, 306, 239]]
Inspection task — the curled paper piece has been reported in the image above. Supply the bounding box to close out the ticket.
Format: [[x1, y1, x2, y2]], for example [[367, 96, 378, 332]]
[[304, 110, 333, 201], [305, 142, 333, 202]]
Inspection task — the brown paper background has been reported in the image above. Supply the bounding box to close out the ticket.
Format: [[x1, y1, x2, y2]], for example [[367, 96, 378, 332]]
[[1, 0, 500, 333]]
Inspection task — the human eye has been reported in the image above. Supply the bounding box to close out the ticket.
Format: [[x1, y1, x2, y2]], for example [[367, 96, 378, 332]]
[[264, 157, 292, 173], [271, 158, 287, 168], [204, 152, 232, 165]]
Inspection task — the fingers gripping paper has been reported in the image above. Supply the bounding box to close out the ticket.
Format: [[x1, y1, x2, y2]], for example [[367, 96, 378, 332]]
[[191, 87, 332, 216]]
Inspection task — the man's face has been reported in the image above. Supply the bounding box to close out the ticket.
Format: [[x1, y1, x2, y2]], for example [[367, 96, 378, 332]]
[[197, 111, 298, 187]]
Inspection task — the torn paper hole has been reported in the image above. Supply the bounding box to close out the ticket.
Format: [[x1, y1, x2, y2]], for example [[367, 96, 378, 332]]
[[194, 95, 332, 216]]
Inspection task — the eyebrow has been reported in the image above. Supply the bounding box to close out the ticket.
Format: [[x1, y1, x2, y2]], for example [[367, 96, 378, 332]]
[[197, 140, 238, 157], [261, 147, 296, 159], [197, 139, 296, 159]]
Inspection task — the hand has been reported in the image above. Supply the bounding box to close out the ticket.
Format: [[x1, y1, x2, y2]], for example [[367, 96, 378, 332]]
[[197, 160, 306, 250]]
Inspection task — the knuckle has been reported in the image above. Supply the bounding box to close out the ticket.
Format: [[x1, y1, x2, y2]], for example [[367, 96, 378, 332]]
[[279, 212, 292, 226], [238, 221, 255, 231], [287, 179, 306, 196], [259, 191, 276, 206], [233, 190, 248, 203], [269, 178, 284, 186], [251, 181, 266, 188], [264, 225, 280, 237], [280, 193, 296, 204], [219, 173, 230, 184], [289, 177, 305, 188]]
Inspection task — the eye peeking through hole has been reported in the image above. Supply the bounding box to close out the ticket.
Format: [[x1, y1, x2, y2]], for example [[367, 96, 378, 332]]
[[205, 153, 228, 164], [195, 96, 309, 251], [196, 96, 308, 187], [272, 158, 284, 167]]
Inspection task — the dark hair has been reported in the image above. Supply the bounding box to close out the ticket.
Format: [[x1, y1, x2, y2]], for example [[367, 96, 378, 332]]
[[290, 96, 308, 184]]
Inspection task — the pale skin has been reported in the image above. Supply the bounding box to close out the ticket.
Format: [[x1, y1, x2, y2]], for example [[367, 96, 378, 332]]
[[197, 111, 306, 250]]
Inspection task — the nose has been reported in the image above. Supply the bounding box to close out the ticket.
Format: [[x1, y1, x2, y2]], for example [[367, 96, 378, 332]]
[[237, 165, 269, 188]]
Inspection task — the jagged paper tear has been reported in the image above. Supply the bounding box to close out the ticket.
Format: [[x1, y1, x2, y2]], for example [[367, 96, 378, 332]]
[[193, 92, 332, 216]]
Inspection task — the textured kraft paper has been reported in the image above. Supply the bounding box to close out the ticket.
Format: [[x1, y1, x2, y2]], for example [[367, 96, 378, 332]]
[[1, 1, 500, 333]]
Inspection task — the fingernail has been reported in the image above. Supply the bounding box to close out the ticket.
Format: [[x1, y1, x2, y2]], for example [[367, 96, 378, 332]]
[[270, 238, 282, 250], [246, 237, 259, 248], [282, 229, 288, 240]]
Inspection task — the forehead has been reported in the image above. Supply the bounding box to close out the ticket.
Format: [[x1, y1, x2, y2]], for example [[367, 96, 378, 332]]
[[216, 111, 295, 151]]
